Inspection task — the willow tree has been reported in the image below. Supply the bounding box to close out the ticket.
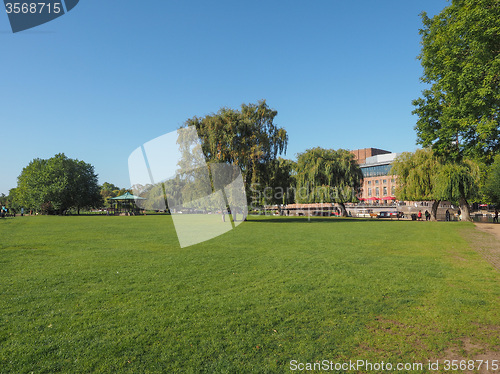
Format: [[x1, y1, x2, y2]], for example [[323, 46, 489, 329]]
[[390, 149, 442, 220], [413, 0, 500, 163], [184, 100, 288, 203], [433, 160, 481, 221], [295, 147, 362, 216], [391, 149, 481, 221], [264, 157, 296, 206]]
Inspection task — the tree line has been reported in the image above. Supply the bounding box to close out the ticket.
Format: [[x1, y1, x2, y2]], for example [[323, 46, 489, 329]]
[[3, 0, 500, 219], [3, 101, 365, 216], [391, 149, 500, 221], [132, 100, 363, 217]]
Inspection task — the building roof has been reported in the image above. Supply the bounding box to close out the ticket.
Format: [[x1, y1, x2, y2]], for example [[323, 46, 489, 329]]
[[109, 192, 146, 200], [360, 152, 400, 168]]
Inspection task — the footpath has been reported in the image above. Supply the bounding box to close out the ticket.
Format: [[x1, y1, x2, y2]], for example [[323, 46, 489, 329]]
[[474, 222, 500, 241], [470, 223, 500, 271]]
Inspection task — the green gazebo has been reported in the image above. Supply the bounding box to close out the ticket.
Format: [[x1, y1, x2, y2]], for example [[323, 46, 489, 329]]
[[109, 192, 146, 215]]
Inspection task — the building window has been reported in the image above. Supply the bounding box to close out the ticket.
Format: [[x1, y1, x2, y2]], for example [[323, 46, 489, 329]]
[[383, 179, 387, 184], [391, 186, 395, 195], [368, 188, 372, 197], [361, 164, 392, 177], [383, 187, 387, 196], [375, 187, 380, 196], [375, 180, 379, 185], [367, 180, 371, 185], [391, 178, 395, 183]]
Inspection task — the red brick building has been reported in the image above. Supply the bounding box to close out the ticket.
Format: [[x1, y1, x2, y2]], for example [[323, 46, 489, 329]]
[[351, 148, 399, 202]]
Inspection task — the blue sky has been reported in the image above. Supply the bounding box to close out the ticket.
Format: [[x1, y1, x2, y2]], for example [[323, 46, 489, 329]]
[[0, 0, 449, 194]]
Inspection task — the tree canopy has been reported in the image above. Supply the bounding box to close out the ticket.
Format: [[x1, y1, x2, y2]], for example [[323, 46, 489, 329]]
[[391, 149, 442, 220], [391, 149, 440, 201], [100, 182, 131, 207], [483, 154, 500, 205], [184, 100, 288, 202], [267, 157, 296, 206], [433, 160, 481, 221], [413, 0, 500, 163], [13, 153, 102, 214], [294, 147, 362, 216]]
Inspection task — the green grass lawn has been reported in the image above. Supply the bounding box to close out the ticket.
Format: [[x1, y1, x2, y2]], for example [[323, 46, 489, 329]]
[[1, 216, 499, 373]]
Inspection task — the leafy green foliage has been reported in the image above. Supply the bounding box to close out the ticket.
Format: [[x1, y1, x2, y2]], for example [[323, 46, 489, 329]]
[[100, 182, 131, 208], [294, 148, 362, 215], [391, 149, 441, 201], [433, 160, 481, 204], [484, 154, 500, 205], [184, 100, 288, 202], [0, 189, 20, 212], [413, 0, 500, 162], [391, 149, 482, 220], [262, 157, 296, 205], [433, 159, 481, 221], [14, 153, 102, 213]]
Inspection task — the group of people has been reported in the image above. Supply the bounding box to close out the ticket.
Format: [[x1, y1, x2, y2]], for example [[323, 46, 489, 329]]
[[0, 205, 25, 218], [418, 208, 499, 222], [417, 210, 431, 221]]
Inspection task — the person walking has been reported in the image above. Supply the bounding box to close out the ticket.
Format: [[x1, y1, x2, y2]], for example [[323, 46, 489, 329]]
[[425, 210, 430, 221], [445, 209, 450, 221], [494, 208, 499, 223], [417, 210, 422, 221]]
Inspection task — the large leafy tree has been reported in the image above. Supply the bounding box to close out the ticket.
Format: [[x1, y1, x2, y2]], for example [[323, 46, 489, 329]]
[[14, 153, 102, 214], [184, 100, 288, 203], [391, 149, 442, 220], [294, 148, 362, 216], [483, 154, 500, 205], [413, 0, 500, 163]]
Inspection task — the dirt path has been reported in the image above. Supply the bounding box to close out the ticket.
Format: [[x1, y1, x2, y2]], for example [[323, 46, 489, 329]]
[[462, 223, 500, 272], [450, 223, 500, 371], [474, 222, 500, 241]]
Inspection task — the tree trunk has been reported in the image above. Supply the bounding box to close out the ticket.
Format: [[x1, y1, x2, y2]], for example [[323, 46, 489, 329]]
[[431, 200, 440, 221], [459, 196, 471, 221], [338, 203, 348, 217]]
